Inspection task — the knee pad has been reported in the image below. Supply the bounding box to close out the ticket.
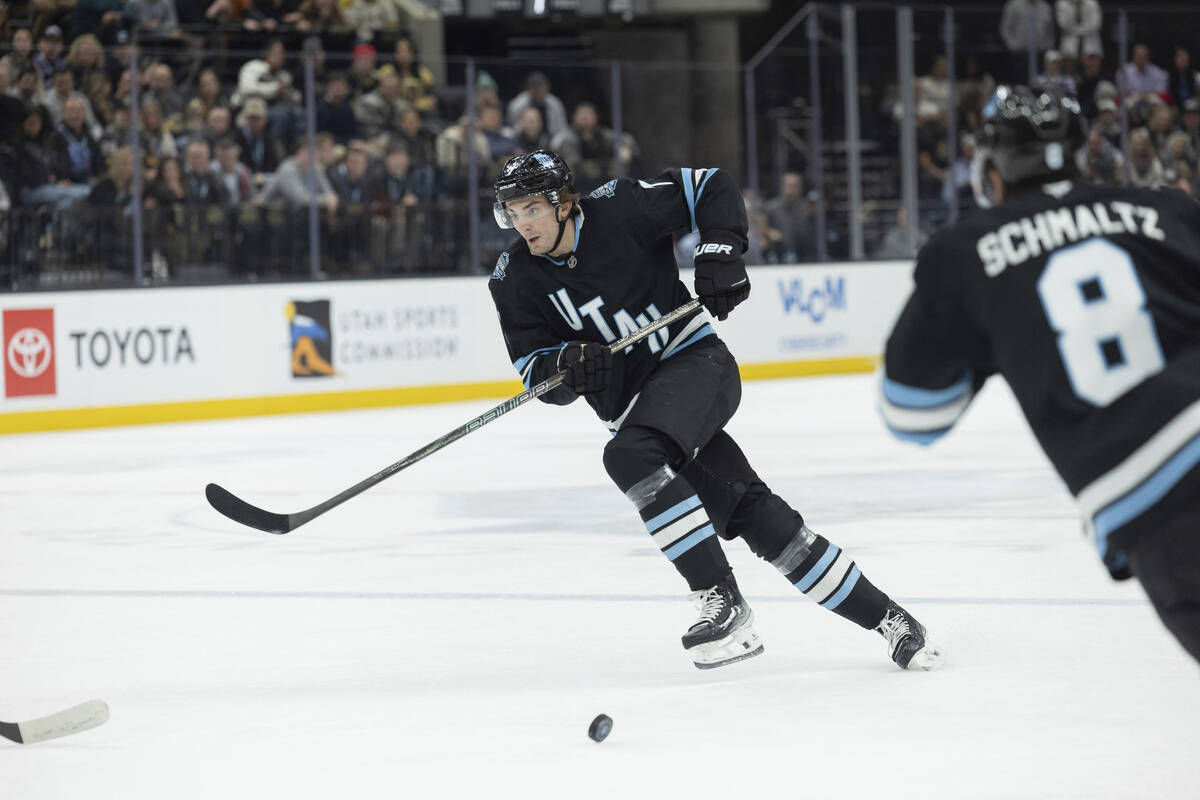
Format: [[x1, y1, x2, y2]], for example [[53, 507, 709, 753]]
[[602, 425, 678, 496]]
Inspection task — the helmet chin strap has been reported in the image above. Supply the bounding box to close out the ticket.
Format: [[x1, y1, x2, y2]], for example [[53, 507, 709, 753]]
[[547, 201, 572, 255]]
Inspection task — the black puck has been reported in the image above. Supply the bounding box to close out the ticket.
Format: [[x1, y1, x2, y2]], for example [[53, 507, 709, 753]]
[[587, 714, 613, 742]]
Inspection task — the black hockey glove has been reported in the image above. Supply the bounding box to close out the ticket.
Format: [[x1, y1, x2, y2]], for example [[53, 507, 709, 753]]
[[693, 230, 750, 321], [557, 341, 613, 395]]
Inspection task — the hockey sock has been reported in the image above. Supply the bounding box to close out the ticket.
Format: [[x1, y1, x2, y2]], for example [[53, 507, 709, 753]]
[[732, 484, 888, 629], [771, 525, 888, 628], [605, 425, 730, 591]]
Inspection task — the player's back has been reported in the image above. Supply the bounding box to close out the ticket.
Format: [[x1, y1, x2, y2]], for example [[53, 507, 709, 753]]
[[894, 181, 1200, 572]]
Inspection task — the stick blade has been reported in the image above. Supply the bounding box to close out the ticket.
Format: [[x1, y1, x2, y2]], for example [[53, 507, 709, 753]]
[[206, 483, 293, 533], [2, 700, 109, 745]]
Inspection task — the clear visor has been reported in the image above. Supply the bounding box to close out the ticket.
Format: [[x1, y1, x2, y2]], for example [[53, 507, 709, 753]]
[[493, 194, 554, 230], [493, 201, 517, 229]]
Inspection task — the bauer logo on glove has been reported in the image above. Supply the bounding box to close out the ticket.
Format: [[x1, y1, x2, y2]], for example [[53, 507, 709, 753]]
[[692, 230, 750, 321]]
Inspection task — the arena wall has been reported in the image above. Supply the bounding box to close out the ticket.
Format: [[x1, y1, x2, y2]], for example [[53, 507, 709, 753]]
[[0, 261, 913, 433]]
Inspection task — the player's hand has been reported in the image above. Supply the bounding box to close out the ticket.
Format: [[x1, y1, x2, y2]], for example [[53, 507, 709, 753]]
[[693, 231, 749, 321], [557, 341, 612, 395]]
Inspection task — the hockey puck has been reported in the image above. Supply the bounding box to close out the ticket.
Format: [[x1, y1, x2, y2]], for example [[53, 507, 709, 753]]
[[587, 714, 612, 743]]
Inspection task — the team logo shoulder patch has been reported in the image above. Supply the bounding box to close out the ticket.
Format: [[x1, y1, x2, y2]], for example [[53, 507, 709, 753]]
[[492, 251, 511, 281], [589, 179, 617, 199]]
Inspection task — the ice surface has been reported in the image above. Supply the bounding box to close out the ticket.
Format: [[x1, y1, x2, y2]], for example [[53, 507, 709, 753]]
[[2, 375, 1196, 798]]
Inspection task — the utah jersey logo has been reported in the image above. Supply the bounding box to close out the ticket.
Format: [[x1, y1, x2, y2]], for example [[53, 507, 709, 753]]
[[589, 179, 617, 199], [546, 290, 670, 354], [492, 251, 510, 281]]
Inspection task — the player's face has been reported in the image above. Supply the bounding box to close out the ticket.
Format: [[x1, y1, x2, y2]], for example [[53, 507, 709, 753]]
[[508, 195, 562, 254]]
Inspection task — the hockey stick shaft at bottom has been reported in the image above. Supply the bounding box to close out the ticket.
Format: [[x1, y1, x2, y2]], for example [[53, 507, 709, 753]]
[[206, 299, 703, 534]]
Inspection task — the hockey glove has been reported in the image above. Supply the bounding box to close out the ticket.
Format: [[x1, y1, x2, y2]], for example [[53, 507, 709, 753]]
[[693, 230, 750, 321], [558, 341, 613, 395]]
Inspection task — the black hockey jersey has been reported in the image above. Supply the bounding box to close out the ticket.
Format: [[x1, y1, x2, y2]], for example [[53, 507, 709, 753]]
[[488, 168, 748, 425], [881, 182, 1200, 578]]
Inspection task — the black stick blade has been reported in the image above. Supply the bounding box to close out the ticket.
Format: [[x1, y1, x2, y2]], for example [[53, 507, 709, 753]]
[[205, 483, 293, 533]]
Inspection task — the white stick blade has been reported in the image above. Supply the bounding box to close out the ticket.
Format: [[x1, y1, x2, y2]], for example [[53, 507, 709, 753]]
[[18, 700, 109, 744]]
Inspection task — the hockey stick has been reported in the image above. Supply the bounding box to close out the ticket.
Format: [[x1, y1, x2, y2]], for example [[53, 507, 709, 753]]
[[0, 699, 109, 745], [206, 298, 703, 534]]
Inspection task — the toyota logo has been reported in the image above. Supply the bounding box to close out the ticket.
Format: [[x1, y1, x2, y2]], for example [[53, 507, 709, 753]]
[[7, 327, 52, 378]]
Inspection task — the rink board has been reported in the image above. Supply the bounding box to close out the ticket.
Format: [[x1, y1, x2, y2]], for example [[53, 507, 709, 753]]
[[0, 261, 912, 433]]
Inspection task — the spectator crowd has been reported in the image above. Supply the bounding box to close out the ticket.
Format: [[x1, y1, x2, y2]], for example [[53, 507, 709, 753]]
[[745, 0, 1200, 264], [3, 0, 1196, 281], [883, 0, 1200, 257], [0, 7, 639, 283]]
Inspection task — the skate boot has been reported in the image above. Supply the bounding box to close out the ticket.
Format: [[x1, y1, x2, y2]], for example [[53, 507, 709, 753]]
[[682, 574, 764, 669], [875, 600, 943, 670]]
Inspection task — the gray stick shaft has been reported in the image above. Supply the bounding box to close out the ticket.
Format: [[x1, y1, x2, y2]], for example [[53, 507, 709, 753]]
[[274, 299, 703, 531]]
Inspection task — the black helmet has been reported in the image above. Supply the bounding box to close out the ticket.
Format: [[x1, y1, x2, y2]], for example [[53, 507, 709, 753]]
[[493, 149, 574, 229], [977, 84, 1084, 188]]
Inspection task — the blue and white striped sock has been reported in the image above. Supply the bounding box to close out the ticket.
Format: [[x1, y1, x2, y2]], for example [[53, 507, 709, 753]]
[[770, 525, 889, 629], [626, 465, 728, 590]]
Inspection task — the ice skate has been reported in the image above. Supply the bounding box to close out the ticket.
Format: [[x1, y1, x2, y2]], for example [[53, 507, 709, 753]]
[[875, 600, 943, 670], [682, 575, 764, 669]]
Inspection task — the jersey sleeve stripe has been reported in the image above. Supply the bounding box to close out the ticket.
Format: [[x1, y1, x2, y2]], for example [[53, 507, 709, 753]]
[[878, 397, 970, 438], [878, 369, 974, 443], [681, 167, 698, 233], [1078, 399, 1200, 562], [694, 167, 719, 207], [514, 344, 562, 374], [514, 344, 565, 387], [1091, 433, 1200, 563], [887, 427, 953, 446], [881, 370, 972, 408]]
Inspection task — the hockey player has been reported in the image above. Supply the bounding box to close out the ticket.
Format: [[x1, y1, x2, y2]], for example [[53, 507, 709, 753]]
[[881, 85, 1200, 664], [488, 150, 942, 670]]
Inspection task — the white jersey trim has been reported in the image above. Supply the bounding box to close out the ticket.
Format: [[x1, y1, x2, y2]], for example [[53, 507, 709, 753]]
[[661, 312, 711, 359], [602, 392, 641, 432], [1076, 398, 1200, 532]]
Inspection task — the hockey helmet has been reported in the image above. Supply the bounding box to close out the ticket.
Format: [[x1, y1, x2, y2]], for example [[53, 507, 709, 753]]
[[493, 149, 574, 229], [976, 84, 1084, 190]]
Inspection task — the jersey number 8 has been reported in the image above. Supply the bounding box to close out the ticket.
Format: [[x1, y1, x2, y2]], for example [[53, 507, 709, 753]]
[[1036, 238, 1165, 407]]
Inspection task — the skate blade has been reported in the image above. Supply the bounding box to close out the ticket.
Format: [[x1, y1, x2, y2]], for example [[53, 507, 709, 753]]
[[903, 641, 945, 671], [694, 643, 765, 670], [688, 622, 764, 669]]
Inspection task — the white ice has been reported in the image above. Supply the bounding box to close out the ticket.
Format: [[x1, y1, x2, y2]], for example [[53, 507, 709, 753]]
[[2, 374, 1197, 799]]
